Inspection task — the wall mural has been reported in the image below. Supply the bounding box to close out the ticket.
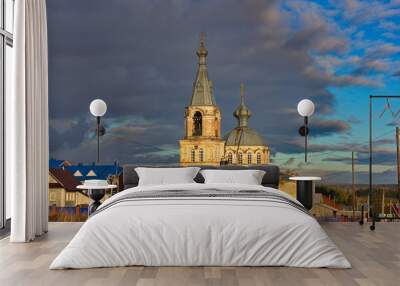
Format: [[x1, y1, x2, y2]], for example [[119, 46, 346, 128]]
[[47, 1, 400, 221]]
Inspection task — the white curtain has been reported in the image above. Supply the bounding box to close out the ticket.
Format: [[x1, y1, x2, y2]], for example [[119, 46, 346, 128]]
[[8, 0, 49, 242]]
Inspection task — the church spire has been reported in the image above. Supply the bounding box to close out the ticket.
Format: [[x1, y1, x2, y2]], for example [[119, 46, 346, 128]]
[[196, 32, 208, 63], [234, 83, 251, 127], [240, 83, 245, 105], [189, 33, 216, 106]]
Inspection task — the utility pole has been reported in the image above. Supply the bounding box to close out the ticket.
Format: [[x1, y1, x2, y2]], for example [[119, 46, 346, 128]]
[[352, 151, 356, 220], [396, 127, 400, 200]]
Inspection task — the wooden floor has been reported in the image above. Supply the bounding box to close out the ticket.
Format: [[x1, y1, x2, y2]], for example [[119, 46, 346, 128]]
[[0, 222, 399, 286]]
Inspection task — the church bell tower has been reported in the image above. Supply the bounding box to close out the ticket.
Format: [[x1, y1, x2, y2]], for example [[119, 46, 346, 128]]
[[179, 34, 225, 166]]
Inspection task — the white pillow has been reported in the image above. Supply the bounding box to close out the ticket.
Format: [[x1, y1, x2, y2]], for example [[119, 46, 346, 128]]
[[135, 167, 200, 186], [200, 169, 266, 185]]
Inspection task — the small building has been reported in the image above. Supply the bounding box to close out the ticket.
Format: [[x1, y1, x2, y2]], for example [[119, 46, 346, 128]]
[[49, 168, 90, 207]]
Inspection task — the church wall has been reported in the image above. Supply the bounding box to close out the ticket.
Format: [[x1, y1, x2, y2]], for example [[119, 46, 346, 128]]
[[180, 103, 224, 166], [225, 145, 270, 165], [180, 139, 225, 166]]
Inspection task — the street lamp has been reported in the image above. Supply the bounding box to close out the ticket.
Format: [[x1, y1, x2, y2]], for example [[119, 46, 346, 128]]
[[297, 99, 315, 163], [89, 99, 107, 163]]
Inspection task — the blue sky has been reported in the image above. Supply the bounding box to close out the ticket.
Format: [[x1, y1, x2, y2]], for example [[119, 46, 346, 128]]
[[47, 0, 400, 184]]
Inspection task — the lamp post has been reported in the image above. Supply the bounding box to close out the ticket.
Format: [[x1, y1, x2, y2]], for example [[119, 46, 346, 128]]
[[297, 99, 315, 163], [89, 99, 107, 163]]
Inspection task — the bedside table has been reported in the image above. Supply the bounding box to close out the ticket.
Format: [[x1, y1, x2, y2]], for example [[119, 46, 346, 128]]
[[77, 184, 117, 215], [289, 177, 321, 210]]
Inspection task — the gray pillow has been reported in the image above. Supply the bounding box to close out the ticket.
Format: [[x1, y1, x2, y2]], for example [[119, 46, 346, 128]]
[[200, 169, 266, 185], [135, 167, 201, 186]]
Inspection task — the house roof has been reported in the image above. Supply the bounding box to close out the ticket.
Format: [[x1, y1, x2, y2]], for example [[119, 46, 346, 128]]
[[49, 168, 81, 192], [65, 164, 122, 182], [49, 158, 71, 168], [224, 127, 266, 147], [49, 159, 66, 168]]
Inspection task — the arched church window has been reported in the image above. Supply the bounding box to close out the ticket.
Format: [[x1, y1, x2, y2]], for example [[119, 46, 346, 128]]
[[248, 152, 252, 164], [227, 153, 233, 164], [193, 111, 202, 136], [238, 152, 243, 164], [199, 148, 204, 162], [191, 149, 196, 162], [257, 153, 261, 165]]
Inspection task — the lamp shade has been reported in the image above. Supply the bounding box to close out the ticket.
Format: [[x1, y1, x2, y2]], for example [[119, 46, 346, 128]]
[[297, 99, 315, 117], [90, 99, 107, 117]]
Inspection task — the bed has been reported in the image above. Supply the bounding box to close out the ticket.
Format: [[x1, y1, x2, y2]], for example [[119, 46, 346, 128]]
[[50, 165, 351, 269]]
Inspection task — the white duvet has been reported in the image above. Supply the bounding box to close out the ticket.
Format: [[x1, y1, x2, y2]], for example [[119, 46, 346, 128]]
[[50, 183, 351, 269]]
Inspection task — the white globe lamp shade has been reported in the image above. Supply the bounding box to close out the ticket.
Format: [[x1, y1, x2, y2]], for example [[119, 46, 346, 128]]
[[90, 99, 107, 117], [297, 99, 315, 117]]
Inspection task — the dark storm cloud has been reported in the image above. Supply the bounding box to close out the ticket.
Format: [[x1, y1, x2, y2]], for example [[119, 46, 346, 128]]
[[322, 148, 396, 166], [47, 0, 376, 163], [311, 119, 351, 137], [51, 116, 181, 164], [49, 118, 91, 154], [316, 169, 397, 185], [276, 135, 397, 158], [321, 157, 354, 164], [374, 138, 395, 145], [283, 26, 347, 54], [355, 150, 396, 166]]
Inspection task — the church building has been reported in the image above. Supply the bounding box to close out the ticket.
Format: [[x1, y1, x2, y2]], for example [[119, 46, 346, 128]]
[[179, 36, 270, 166]]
